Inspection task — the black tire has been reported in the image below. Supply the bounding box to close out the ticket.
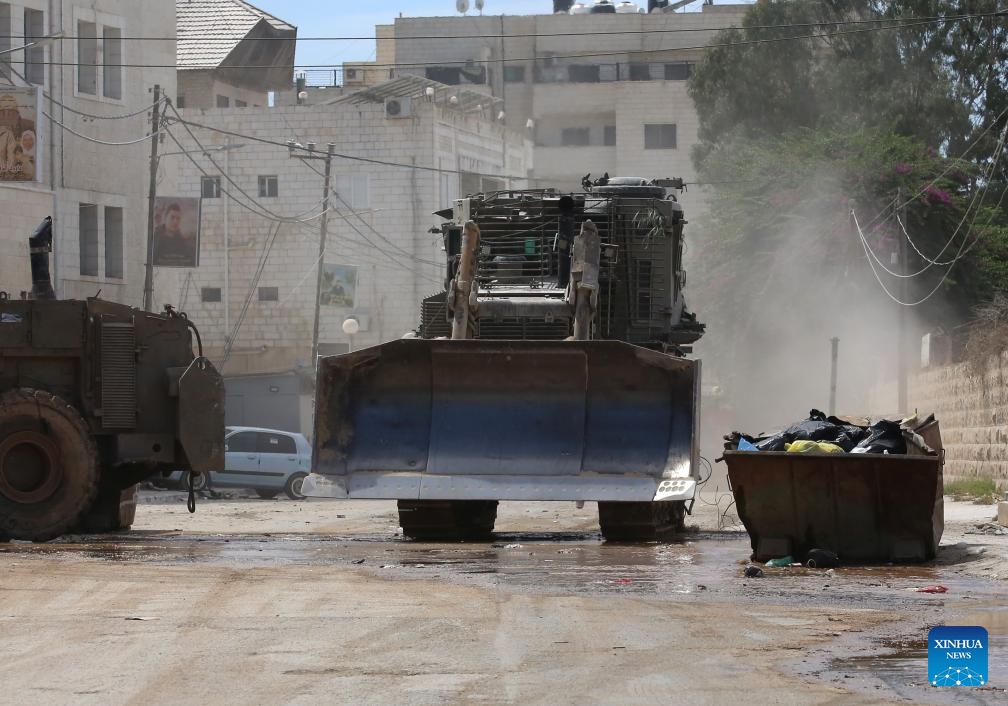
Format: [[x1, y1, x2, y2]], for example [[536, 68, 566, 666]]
[[598, 500, 686, 542], [0, 388, 99, 541], [255, 489, 278, 500], [178, 472, 209, 492], [397, 500, 498, 540], [284, 473, 307, 500], [75, 483, 137, 533]]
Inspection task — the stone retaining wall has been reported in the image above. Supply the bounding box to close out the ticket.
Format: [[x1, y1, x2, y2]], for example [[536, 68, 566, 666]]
[[870, 352, 1008, 484]]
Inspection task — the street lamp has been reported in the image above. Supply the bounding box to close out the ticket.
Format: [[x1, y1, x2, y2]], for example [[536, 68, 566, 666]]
[[342, 317, 359, 352]]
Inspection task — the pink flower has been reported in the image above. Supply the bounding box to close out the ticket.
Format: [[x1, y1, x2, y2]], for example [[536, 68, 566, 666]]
[[923, 186, 952, 204], [894, 162, 912, 175]]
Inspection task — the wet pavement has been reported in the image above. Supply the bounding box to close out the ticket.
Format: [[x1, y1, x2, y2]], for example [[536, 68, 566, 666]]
[[2, 497, 1006, 704]]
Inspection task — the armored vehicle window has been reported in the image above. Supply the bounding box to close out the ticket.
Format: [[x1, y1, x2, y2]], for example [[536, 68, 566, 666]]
[[258, 433, 296, 455], [226, 432, 257, 453]]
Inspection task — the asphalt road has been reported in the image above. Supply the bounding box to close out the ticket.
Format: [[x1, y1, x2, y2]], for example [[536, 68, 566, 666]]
[[0, 494, 1005, 705]]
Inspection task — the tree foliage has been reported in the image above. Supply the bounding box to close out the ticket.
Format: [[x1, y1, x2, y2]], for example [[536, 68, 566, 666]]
[[687, 0, 1008, 323]]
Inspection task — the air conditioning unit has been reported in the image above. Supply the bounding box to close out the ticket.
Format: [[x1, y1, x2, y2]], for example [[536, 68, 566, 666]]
[[345, 67, 361, 84], [384, 96, 413, 119]]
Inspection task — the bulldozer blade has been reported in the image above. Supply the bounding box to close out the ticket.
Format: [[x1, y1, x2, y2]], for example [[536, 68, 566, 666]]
[[306, 339, 699, 502]]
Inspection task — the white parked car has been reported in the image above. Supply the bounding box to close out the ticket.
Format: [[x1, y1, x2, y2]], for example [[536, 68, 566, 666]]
[[164, 426, 312, 499]]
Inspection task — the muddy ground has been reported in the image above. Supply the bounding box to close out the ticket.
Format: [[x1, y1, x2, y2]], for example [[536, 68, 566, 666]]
[[1, 490, 1005, 705]]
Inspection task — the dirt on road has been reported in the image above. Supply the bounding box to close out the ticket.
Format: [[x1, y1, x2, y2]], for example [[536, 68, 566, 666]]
[[0, 493, 1005, 705]]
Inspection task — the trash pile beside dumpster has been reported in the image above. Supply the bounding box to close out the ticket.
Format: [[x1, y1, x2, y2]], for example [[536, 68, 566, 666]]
[[720, 409, 944, 564]]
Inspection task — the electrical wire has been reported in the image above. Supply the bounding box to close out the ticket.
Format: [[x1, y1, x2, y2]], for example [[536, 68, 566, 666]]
[[18, 11, 1004, 71], [162, 122, 334, 224], [170, 114, 526, 182], [855, 121, 1008, 285], [52, 12, 1007, 42], [297, 156, 446, 268], [41, 110, 159, 145]]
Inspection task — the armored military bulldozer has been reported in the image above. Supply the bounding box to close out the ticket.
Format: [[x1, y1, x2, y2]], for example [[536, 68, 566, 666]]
[[0, 217, 224, 541], [305, 176, 705, 540]]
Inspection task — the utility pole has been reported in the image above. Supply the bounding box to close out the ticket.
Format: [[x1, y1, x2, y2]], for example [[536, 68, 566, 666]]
[[829, 337, 839, 416], [312, 144, 335, 366], [142, 84, 161, 312], [896, 187, 908, 414]]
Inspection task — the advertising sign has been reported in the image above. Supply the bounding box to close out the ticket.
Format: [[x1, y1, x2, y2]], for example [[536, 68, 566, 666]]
[[0, 86, 42, 182]]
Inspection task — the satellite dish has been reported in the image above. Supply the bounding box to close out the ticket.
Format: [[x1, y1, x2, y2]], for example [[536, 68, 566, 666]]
[[456, 0, 469, 13], [474, 0, 485, 12]]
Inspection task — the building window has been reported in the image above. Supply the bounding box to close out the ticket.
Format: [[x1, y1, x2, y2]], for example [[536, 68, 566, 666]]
[[216, 95, 230, 108], [235, 99, 247, 108], [201, 287, 222, 303], [503, 65, 525, 83], [0, 4, 11, 80], [102, 26, 122, 100], [201, 176, 221, 199], [644, 123, 677, 150], [79, 204, 99, 277], [628, 62, 651, 81], [176, 95, 185, 109], [104, 206, 123, 279], [76, 21, 97, 94], [567, 64, 600, 83], [258, 286, 279, 302], [664, 62, 691, 81], [561, 127, 591, 147], [24, 9, 45, 85], [333, 174, 370, 210], [258, 175, 278, 198], [604, 125, 616, 146]]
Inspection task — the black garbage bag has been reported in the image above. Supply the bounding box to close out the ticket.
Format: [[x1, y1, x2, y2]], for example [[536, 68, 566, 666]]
[[752, 409, 842, 451], [825, 416, 870, 451], [852, 419, 907, 455]]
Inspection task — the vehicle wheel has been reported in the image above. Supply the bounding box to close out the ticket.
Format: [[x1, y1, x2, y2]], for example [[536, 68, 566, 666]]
[[0, 388, 99, 541], [598, 500, 686, 542], [75, 483, 137, 533], [178, 471, 209, 492], [284, 473, 307, 500], [255, 489, 278, 500]]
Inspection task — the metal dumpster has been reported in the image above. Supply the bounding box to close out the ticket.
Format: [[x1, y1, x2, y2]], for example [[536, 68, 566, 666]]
[[723, 419, 943, 563]]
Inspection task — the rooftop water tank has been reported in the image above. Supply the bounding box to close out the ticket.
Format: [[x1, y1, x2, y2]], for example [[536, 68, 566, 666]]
[[615, 1, 641, 12], [590, 0, 617, 12]]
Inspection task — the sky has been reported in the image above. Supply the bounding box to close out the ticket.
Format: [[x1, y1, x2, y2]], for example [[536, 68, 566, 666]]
[[252, 0, 735, 70]]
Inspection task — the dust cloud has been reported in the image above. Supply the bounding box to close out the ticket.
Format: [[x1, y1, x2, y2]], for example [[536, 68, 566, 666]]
[[685, 184, 919, 455]]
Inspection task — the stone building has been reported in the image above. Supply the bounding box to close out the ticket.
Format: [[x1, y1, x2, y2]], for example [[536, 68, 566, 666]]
[[0, 0, 176, 303], [358, 3, 748, 192], [154, 76, 531, 432]]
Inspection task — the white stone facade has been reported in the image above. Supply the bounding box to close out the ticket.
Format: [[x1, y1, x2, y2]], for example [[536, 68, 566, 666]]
[[0, 0, 176, 305], [154, 92, 530, 378], [390, 4, 746, 196]]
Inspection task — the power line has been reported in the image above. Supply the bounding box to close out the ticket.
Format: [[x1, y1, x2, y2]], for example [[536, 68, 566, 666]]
[[11, 11, 1003, 71], [42, 110, 160, 145], [297, 156, 445, 268], [162, 119, 333, 225], [168, 113, 527, 182], [32, 11, 1008, 42]]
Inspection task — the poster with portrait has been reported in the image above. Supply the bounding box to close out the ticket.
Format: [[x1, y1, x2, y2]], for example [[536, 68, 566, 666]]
[[153, 197, 201, 267], [320, 264, 357, 308], [0, 86, 42, 183]]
